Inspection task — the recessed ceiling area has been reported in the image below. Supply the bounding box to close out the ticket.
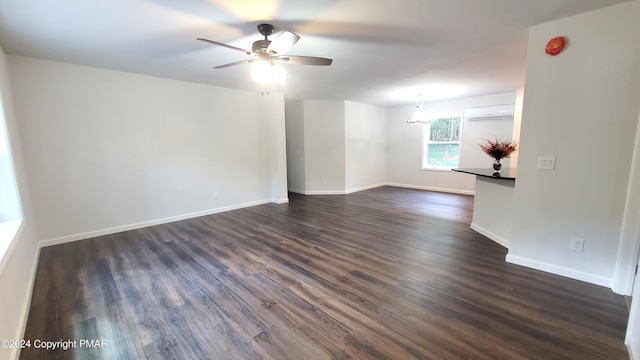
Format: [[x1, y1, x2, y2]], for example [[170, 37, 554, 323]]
[[0, 0, 631, 106]]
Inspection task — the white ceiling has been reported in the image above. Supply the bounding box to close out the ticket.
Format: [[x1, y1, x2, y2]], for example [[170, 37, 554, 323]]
[[0, 0, 630, 106]]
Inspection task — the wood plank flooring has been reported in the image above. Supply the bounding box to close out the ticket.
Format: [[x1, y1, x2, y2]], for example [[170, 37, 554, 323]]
[[20, 187, 629, 359]]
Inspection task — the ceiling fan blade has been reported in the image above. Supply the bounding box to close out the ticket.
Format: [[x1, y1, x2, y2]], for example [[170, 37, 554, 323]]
[[197, 38, 252, 55], [277, 55, 333, 66], [214, 59, 253, 69], [267, 30, 300, 55]]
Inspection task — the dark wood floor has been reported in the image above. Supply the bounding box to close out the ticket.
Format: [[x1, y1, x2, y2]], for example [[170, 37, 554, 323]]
[[21, 187, 629, 359]]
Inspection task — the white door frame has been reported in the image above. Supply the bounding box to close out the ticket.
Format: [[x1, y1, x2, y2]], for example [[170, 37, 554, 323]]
[[626, 254, 640, 359], [613, 108, 640, 295]]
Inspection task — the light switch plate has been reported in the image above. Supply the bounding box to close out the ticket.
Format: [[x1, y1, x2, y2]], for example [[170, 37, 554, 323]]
[[570, 237, 585, 252], [537, 156, 556, 170]]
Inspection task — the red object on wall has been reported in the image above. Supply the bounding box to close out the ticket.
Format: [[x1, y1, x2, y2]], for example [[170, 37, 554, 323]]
[[545, 37, 566, 56]]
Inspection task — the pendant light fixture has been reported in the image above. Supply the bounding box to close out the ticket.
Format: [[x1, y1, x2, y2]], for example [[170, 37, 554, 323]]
[[407, 95, 430, 125]]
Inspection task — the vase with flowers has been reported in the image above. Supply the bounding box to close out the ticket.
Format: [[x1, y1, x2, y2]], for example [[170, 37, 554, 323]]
[[479, 138, 518, 173]]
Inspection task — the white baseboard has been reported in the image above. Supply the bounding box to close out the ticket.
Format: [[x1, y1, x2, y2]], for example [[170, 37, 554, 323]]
[[289, 183, 471, 196], [505, 254, 612, 288], [384, 182, 475, 196], [344, 183, 386, 194], [291, 183, 385, 196], [13, 245, 40, 360], [303, 190, 346, 195], [272, 198, 289, 204], [39, 199, 274, 247], [470, 223, 509, 248]]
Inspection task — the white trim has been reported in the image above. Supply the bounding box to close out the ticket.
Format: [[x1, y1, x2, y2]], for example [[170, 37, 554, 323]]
[[272, 198, 289, 204], [630, 331, 638, 360], [303, 190, 347, 195], [290, 183, 471, 196], [384, 182, 475, 196], [344, 183, 385, 194], [290, 183, 387, 196], [626, 240, 640, 360], [505, 254, 612, 288], [470, 222, 509, 248], [612, 108, 640, 295], [40, 199, 273, 247], [13, 245, 40, 360], [420, 167, 456, 172]]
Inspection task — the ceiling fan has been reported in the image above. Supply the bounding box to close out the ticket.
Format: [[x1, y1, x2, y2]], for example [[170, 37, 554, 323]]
[[197, 23, 333, 71]]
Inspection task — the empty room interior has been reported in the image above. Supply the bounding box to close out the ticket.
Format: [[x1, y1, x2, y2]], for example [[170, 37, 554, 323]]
[[1, 0, 640, 359]]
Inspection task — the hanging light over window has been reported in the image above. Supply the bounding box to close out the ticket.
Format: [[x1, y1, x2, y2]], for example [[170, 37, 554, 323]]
[[407, 95, 431, 125], [408, 104, 427, 124]]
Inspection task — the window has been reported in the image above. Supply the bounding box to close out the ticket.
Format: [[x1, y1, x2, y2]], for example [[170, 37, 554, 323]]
[[422, 113, 463, 170]]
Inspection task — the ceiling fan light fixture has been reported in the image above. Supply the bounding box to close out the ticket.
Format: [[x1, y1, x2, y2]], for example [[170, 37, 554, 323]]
[[198, 23, 331, 81], [251, 60, 285, 84], [251, 60, 271, 83], [271, 62, 285, 83]]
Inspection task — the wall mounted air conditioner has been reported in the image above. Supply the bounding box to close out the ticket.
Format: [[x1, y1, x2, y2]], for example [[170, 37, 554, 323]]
[[465, 104, 515, 121]]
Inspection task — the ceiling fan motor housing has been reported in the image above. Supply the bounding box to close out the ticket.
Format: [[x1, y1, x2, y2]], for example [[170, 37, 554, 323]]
[[257, 23, 274, 37], [252, 39, 272, 53]]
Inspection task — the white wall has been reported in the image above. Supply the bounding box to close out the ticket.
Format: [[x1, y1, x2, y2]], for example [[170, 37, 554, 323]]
[[508, 1, 640, 287], [260, 93, 288, 203], [0, 46, 40, 360], [344, 101, 386, 192], [285, 100, 306, 193], [285, 100, 387, 194], [302, 101, 346, 193], [386, 92, 516, 194], [287, 94, 515, 196], [9, 55, 288, 243]]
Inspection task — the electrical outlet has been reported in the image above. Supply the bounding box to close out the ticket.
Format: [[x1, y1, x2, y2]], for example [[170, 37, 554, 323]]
[[212, 192, 219, 200], [570, 237, 584, 252], [322, 178, 327, 185]]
